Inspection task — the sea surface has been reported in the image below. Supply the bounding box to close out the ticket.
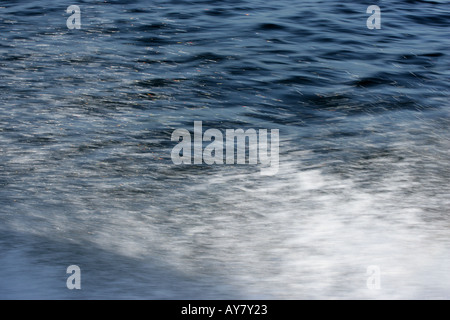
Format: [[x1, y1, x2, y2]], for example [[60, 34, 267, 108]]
[[0, 0, 449, 299]]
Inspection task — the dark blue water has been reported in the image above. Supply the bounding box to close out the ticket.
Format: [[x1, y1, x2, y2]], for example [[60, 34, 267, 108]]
[[0, 0, 449, 299]]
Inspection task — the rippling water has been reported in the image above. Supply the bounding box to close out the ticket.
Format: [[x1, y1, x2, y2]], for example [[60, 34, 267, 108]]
[[0, 0, 449, 299]]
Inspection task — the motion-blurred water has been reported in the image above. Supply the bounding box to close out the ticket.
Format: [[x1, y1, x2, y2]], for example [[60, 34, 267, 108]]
[[0, 0, 449, 299]]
